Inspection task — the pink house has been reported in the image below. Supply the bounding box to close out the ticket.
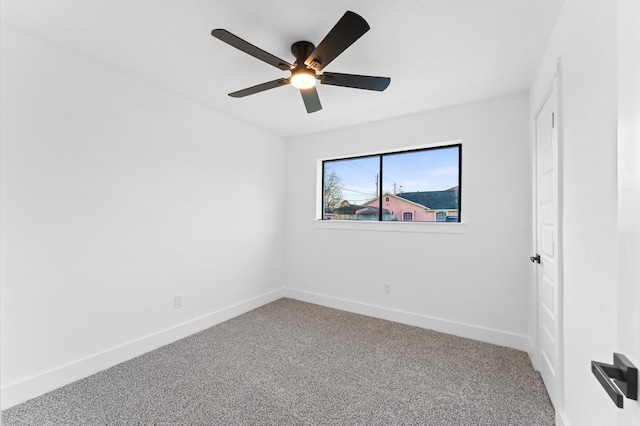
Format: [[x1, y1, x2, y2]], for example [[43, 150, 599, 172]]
[[362, 192, 458, 222]]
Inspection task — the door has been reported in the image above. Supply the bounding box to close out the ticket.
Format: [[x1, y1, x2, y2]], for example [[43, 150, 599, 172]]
[[534, 81, 560, 407], [616, 0, 640, 423]]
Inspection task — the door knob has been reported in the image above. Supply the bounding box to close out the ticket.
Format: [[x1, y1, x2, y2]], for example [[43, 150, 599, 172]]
[[530, 254, 541, 263]]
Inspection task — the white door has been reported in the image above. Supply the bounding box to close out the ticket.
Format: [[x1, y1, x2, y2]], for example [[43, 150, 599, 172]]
[[616, 0, 640, 422], [534, 82, 560, 408]]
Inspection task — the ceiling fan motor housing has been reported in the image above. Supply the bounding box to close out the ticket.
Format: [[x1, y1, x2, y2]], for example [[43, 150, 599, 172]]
[[291, 41, 315, 63]]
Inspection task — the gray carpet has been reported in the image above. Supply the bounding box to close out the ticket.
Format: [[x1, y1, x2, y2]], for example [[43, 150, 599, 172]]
[[2, 298, 554, 425]]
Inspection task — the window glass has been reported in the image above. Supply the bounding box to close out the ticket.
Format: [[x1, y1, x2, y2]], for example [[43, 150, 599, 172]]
[[322, 144, 461, 222], [323, 156, 378, 220]]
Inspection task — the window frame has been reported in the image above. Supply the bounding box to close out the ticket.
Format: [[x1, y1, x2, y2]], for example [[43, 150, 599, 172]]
[[318, 141, 463, 227]]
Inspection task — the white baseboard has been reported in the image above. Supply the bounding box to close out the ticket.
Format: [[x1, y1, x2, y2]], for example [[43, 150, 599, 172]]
[[284, 288, 529, 352], [1, 288, 284, 410], [556, 411, 570, 426], [527, 336, 538, 371]]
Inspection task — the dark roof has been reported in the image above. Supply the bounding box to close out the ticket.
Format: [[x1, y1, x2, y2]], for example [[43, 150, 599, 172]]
[[332, 204, 364, 215], [355, 206, 391, 215], [398, 189, 459, 210]]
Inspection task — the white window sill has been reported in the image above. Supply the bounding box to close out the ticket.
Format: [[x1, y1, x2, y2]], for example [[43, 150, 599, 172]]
[[313, 220, 466, 234]]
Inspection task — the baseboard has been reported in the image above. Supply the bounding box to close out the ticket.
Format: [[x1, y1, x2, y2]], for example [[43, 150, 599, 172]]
[[556, 411, 570, 426], [1, 288, 284, 410], [284, 288, 529, 352], [527, 336, 538, 371]]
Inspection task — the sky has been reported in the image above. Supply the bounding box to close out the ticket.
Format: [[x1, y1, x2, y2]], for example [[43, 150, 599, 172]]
[[324, 145, 460, 205]]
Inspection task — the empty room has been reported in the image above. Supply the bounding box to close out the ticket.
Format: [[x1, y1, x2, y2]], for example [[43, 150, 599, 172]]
[[1, 0, 639, 425]]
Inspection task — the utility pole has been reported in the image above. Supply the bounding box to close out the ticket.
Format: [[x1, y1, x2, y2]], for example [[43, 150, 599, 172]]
[[375, 174, 379, 198]]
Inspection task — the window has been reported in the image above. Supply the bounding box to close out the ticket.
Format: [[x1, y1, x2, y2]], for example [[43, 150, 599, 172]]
[[322, 144, 461, 222], [402, 211, 414, 222]]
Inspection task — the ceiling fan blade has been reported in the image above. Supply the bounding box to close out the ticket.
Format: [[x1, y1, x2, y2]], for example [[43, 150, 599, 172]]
[[211, 29, 294, 71], [304, 11, 370, 71], [300, 87, 322, 113], [320, 72, 390, 91], [229, 78, 289, 98]]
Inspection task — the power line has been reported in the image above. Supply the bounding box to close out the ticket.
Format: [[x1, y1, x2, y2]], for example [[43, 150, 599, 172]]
[[340, 186, 376, 196], [342, 162, 377, 177]]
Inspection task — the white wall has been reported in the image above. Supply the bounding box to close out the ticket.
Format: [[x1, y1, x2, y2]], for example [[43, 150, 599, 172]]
[[0, 27, 286, 408], [530, 0, 620, 424], [284, 92, 532, 351]]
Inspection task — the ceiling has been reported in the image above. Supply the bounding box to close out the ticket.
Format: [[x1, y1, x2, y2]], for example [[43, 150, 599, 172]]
[[1, 0, 563, 138]]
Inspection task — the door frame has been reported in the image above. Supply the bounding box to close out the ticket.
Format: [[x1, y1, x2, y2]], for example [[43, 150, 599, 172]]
[[530, 57, 565, 416]]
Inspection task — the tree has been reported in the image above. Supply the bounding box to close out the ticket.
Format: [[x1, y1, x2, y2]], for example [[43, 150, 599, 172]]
[[323, 172, 344, 211]]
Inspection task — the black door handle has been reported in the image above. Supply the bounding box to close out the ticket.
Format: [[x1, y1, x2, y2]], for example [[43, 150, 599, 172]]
[[530, 254, 541, 263], [592, 353, 638, 408]]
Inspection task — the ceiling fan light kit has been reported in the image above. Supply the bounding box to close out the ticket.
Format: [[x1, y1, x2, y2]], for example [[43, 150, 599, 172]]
[[290, 68, 316, 90], [211, 11, 390, 113]]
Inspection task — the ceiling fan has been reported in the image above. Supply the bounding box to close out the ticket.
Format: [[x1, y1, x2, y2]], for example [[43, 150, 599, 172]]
[[211, 11, 390, 114]]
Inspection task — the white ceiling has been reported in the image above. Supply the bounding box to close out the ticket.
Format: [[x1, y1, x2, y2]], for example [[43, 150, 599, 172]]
[[1, 0, 563, 138]]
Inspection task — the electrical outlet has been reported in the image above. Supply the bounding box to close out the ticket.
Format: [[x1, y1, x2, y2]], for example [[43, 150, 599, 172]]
[[384, 284, 391, 295], [174, 295, 182, 309]]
